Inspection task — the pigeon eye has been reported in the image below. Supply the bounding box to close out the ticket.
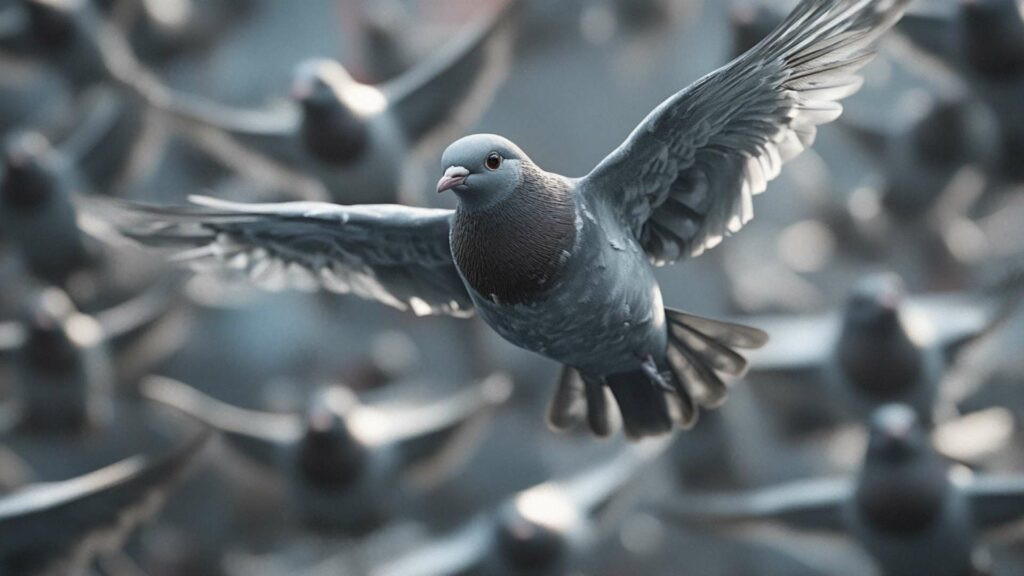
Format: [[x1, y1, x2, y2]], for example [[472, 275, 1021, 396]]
[[485, 152, 502, 171]]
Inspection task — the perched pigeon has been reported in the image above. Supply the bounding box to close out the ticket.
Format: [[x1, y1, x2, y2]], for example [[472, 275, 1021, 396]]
[[371, 439, 667, 576], [657, 404, 1024, 576], [141, 373, 512, 533], [137, 0, 520, 205], [744, 272, 1021, 427], [121, 0, 912, 439], [0, 429, 209, 576], [897, 0, 1024, 181]]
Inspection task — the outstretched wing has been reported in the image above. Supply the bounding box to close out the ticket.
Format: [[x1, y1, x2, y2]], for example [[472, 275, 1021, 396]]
[[657, 477, 852, 532], [582, 0, 910, 265], [0, 431, 209, 575], [122, 196, 473, 317], [384, 0, 519, 153]]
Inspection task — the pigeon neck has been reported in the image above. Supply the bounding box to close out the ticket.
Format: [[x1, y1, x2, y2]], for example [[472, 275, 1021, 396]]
[[300, 101, 369, 166], [296, 424, 368, 488], [451, 164, 576, 305], [837, 316, 922, 398]]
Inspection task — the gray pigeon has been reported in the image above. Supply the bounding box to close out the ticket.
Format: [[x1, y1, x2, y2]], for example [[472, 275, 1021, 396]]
[[744, 272, 1021, 427], [120, 0, 912, 439], [657, 404, 1024, 576], [0, 429, 209, 576], [137, 0, 520, 205], [140, 373, 512, 533], [370, 439, 667, 576]]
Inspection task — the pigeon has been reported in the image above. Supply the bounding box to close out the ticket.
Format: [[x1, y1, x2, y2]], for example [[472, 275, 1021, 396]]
[[370, 439, 668, 576], [896, 0, 1024, 181], [135, 0, 520, 205], [119, 0, 912, 439], [140, 373, 513, 533], [657, 404, 1024, 576], [841, 89, 1000, 219], [0, 428, 210, 576], [744, 272, 1021, 428]]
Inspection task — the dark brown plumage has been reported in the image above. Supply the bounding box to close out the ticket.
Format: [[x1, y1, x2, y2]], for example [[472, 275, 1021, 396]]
[[451, 162, 576, 305]]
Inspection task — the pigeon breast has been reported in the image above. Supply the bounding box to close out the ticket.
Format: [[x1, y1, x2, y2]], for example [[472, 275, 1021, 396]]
[[451, 163, 576, 305]]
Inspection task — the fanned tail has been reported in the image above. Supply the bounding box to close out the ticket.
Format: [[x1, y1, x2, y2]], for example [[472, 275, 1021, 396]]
[[545, 309, 767, 440]]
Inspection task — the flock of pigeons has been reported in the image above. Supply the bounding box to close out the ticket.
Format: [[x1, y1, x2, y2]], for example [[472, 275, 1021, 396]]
[[1, 0, 1024, 574]]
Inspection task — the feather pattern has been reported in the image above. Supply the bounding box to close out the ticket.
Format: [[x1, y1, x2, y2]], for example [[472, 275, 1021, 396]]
[[583, 0, 911, 264], [121, 196, 473, 317]]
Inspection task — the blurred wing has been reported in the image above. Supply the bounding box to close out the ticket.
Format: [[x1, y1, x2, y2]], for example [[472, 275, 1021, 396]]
[[582, 0, 910, 265], [122, 195, 473, 317], [904, 290, 1022, 363], [0, 431, 208, 575], [559, 439, 669, 516], [141, 376, 302, 467], [966, 474, 1024, 531], [371, 516, 492, 576], [658, 477, 851, 532], [384, 0, 519, 152], [742, 312, 838, 373]]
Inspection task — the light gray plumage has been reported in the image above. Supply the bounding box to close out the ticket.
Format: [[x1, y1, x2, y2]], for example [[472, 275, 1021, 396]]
[[0, 429, 209, 576], [371, 440, 667, 576], [141, 374, 512, 533], [658, 404, 1024, 576], [120, 0, 911, 438], [745, 272, 1021, 426], [134, 0, 520, 205]]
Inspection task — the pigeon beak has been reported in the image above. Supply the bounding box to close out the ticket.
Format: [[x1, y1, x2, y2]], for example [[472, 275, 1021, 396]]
[[436, 166, 469, 194]]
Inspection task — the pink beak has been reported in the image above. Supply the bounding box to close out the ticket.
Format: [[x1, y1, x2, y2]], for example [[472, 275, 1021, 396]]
[[436, 166, 469, 193]]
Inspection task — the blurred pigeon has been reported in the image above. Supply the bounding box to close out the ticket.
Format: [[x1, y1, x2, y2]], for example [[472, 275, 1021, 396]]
[[120, 0, 912, 439], [745, 273, 1021, 427], [141, 373, 513, 533], [0, 132, 170, 309], [0, 428, 209, 576], [842, 89, 1000, 218], [371, 439, 667, 576], [138, 0, 520, 205], [658, 404, 1024, 576], [897, 0, 1024, 181]]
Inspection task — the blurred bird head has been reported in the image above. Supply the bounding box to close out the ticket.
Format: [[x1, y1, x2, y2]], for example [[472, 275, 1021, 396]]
[[296, 387, 368, 488], [493, 492, 570, 574], [866, 404, 929, 462], [844, 273, 905, 330], [438, 134, 534, 210], [1, 132, 59, 211], [291, 58, 386, 117]]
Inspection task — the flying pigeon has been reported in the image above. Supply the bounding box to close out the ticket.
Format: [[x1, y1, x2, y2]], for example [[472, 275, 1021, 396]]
[[120, 0, 912, 439], [370, 439, 668, 576], [140, 373, 513, 533], [744, 272, 1021, 427], [135, 0, 520, 205], [0, 429, 210, 576], [657, 404, 1024, 576], [896, 0, 1024, 182]]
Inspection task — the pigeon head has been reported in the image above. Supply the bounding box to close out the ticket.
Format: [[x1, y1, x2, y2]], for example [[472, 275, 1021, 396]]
[[493, 486, 573, 573], [866, 404, 928, 462], [291, 59, 379, 164], [844, 273, 904, 330], [1, 133, 59, 210], [22, 288, 84, 374], [438, 134, 533, 210], [296, 387, 368, 488]]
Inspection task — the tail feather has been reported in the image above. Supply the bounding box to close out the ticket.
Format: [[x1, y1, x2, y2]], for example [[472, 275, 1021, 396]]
[[583, 374, 616, 438], [546, 366, 586, 432], [666, 310, 769, 349], [605, 373, 674, 439]]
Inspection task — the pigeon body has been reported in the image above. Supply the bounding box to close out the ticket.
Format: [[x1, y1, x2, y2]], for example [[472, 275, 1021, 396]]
[[123, 0, 912, 438], [746, 272, 1019, 427], [659, 404, 1024, 576]]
